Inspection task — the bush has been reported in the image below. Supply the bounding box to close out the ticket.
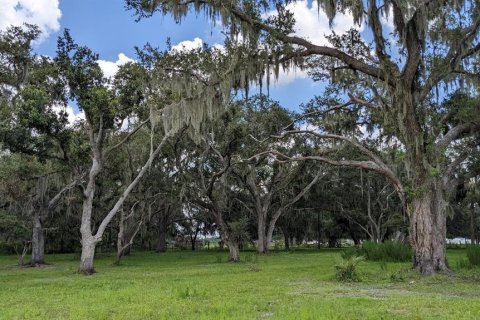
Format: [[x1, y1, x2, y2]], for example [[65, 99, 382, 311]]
[[334, 256, 364, 282], [361, 240, 412, 262], [466, 245, 480, 266]]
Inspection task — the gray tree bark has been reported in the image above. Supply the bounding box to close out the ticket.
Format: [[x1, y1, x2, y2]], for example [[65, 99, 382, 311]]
[[78, 133, 169, 274], [30, 211, 45, 266], [79, 236, 96, 275], [30, 177, 76, 267], [410, 181, 449, 274], [226, 240, 240, 262]]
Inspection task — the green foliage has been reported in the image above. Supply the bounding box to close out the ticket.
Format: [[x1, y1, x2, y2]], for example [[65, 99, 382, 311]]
[[0, 25, 72, 160], [334, 255, 364, 282], [228, 217, 250, 245], [466, 245, 480, 266], [0, 211, 29, 254], [361, 240, 413, 262], [56, 30, 119, 130]]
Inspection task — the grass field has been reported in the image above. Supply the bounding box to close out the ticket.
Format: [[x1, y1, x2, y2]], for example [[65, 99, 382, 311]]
[[1, 249, 479, 319]]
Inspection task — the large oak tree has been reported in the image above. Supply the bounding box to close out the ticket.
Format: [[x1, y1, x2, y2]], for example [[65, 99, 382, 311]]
[[127, 0, 480, 274]]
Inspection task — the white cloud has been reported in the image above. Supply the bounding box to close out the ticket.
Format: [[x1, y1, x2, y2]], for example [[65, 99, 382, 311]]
[[0, 0, 62, 41], [171, 37, 203, 52], [97, 53, 134, 79], [265, 66, 308, 87]]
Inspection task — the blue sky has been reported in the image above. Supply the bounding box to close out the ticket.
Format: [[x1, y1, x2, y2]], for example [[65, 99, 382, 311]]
[[0, 0, 373, 112]]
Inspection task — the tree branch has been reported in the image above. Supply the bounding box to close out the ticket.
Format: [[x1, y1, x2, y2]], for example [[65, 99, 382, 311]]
[[435, 122, 480, 150], [104, 119, 150, 156], [226, 5, 389, 84], [94, 133, 170, 241], [47, 179, 78, 210]]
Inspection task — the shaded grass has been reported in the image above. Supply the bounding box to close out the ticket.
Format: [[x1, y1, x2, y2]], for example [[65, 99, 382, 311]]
[[0, 249, 479, 319]]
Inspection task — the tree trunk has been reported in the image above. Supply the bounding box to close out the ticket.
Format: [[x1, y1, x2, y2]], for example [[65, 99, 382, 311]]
[[30, 209, 45, 266], [328, 237, 338, 248], [410, 183, 449, 275], [257, 214, 268, 254], [157, 219, 167, 252], [117, 210, 126, 261], [79, 237, 96, 275], [282, 228, 290, 250], [226, 240, 240, 262], [471, 202, 476, 245]]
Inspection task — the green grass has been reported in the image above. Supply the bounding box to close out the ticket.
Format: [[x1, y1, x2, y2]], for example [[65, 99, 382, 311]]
[[1, 249, 480, 319]]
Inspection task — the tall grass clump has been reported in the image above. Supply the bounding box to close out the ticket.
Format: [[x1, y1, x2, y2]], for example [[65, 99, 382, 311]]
[[466, 245, 480, 266], [334, 256, 364, 282], [361, 240, 412, 262]]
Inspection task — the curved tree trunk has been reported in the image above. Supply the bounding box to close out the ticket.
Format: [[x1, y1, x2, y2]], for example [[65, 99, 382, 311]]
[[410, 182, 449, 274], [226, 240, 240, 262]]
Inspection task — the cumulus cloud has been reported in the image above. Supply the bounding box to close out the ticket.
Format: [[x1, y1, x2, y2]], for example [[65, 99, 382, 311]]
[[171, 37, 204, 52], [97, 53, 134, 79], [264, 67, 308, 87], [0, 0, 62, 41]]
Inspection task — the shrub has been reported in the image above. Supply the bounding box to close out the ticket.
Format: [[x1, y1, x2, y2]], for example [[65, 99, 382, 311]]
[[382, 241, 413, 262], [466, 245, 480, 266], [361, 240, 412, 262], [334, 256, 364, 282]]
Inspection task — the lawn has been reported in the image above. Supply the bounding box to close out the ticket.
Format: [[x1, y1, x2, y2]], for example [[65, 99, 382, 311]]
[[0, 249, 479, 319]]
